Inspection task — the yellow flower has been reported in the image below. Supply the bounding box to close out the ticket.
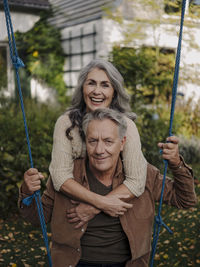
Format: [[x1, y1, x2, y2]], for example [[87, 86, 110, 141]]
[[11, 264, 17, 267], [163, 254, 168, 259], [33, 51, 39, 57]]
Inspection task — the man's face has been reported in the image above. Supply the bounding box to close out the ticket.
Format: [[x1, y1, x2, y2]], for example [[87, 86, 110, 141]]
[[86, 119, 126, 176]]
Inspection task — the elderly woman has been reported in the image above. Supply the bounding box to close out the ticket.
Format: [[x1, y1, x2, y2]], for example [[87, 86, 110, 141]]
[[49, 59, 147, 216]]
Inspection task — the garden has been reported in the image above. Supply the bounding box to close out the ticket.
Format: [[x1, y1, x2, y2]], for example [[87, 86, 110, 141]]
[[0, 5, 200, 267]]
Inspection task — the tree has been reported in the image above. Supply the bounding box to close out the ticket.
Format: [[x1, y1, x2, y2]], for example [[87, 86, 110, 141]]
[[15, 11, 68, 104], [110, 46, 175, 107]]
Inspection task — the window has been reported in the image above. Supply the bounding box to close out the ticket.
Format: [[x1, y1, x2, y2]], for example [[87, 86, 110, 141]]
[[164, 0, 181, 14], [164, 0, 200, 16], [0, 45, 7, 91], [190, 0, 200, 16], [63, 24, 97, 88], [190, 0, 200, 4]]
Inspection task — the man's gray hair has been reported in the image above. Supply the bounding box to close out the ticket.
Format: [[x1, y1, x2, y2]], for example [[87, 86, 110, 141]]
[[82, 108, 127, 140]]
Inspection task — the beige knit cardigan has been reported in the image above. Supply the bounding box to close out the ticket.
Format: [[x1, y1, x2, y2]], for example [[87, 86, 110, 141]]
[[49, 112, 147, 197]]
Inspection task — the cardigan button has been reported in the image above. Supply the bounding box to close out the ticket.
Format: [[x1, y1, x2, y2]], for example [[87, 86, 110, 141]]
[[77, 248, 80, 252], [81, 228, 84, 232]]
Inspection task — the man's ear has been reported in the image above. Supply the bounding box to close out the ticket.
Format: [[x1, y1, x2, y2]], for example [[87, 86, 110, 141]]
[[120, 136, 126, 151]]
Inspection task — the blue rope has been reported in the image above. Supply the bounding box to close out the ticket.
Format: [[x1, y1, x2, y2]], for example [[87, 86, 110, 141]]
[[150, 1, 186, 266], [3, 1, 52, 266]]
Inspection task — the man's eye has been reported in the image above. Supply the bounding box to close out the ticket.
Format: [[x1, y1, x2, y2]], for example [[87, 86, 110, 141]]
[[89, 140, 97, 144], [105, 140, 113, 145]]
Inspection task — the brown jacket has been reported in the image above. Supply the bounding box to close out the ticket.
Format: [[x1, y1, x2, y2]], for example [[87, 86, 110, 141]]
[[19, 158, 197, 267]]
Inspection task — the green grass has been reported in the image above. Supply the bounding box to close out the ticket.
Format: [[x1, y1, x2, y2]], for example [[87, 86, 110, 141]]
[[0, 184, 199, 267]]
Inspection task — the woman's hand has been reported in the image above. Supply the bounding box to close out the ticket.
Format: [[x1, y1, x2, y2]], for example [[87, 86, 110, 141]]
[[23, 168, 44, 195], [66, 202, 100, 229], [99, 194, 133, 217]]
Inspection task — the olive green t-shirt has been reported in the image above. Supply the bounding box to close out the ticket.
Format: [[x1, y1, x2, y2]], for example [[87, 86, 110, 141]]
[[80, 165, 131, 264]]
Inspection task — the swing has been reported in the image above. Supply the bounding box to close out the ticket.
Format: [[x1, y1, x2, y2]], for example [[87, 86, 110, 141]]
[[2, 0, 186, 266], [3, 0, 52, 266]]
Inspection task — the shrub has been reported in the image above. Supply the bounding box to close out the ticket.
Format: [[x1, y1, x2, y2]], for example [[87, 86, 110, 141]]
[[135, 106, 170, 168], [0, 100, 63, 217], [178, 135, 200, 165], [110, 46, 175, 106]]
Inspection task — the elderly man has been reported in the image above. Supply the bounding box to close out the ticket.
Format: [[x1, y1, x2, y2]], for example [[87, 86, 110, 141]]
[[19, 109, 197, 267]]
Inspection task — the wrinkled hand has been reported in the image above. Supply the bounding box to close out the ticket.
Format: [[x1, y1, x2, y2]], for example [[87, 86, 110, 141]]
[[158, 136, 181, 166], [24, 168, 44, 194], [66, 202, 100, 229], [100, 194, 133, 217]]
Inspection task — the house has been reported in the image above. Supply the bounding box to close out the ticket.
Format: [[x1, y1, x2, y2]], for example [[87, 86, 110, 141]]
[[48, 0, 200, 101], [0, 0, 50, 98]]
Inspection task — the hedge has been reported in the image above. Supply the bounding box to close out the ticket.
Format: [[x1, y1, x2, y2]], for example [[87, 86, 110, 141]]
[[0, 100, 63, 217]]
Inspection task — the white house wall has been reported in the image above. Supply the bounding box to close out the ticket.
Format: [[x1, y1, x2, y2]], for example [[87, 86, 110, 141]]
[[31, 78, 57, 104], [101, 18, 123, 57], [0, 11, 40, 40]]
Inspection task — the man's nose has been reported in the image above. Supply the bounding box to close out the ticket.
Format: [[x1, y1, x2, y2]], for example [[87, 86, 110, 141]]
[[95, 141, 105, 154]]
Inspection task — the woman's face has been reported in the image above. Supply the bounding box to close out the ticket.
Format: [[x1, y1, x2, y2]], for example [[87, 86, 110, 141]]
[[83, 68, 115, 112]]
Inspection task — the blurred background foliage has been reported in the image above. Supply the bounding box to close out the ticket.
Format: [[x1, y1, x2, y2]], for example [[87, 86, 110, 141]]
[[0, 99, 64, 217]]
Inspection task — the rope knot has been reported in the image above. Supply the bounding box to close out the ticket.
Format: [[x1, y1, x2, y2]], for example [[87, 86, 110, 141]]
[[22, 190, 40, 206], [155, 215, 173, 234], [12, 55, 25, 69], [155, 214, 162, 226]]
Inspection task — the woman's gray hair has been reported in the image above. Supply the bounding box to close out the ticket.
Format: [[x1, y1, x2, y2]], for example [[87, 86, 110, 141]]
[[69, 59, 136, 120], [82, 108, 127, 140]]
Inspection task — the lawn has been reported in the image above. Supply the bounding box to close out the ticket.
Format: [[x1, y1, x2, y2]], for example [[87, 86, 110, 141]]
[[0, 183, 199, 267]]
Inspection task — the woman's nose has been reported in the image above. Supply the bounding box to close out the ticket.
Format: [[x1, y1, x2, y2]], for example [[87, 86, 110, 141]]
[[93, 84, 101, 94]]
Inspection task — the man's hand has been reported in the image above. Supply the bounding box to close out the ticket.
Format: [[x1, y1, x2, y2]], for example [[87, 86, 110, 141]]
[[23, 168, 44, 195], [158, 136, 181, 167], [66, 202, 100, 229], [99, 194, 133, 217]]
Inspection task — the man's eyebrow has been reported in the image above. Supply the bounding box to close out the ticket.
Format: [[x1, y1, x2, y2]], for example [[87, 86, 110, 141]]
[[104, 137, 114, 141], [88, 137, 98, 140]]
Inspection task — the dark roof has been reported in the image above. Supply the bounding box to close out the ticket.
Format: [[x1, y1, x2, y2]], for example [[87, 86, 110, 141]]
[[0, 0, 50, 11], [48, 0, 122, 29]]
